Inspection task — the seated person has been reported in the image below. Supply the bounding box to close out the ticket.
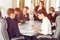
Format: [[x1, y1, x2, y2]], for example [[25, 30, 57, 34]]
[[14, 8, 21, 23], [6, 8, 21, 40], [38, 1, 46, 11], [48, 7, 58, 23], [18, 6, 29, 24], [32, 10, 52, 35], [33, 1, 46, 22], [48, 7, 58, 30], [33, 6, 41, 21]]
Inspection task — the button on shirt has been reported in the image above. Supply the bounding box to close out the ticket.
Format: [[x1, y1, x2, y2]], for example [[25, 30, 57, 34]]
[[41, 17, 52, 35]]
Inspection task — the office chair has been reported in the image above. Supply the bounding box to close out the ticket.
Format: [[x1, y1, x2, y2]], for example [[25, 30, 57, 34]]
[[37, 16, 60, 40], [0, 18, 25, 40]]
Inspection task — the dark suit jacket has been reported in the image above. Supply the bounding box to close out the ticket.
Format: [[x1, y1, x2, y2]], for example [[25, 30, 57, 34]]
[[33, 11, 41, 21], [6, 17, 21, 39], [33, 6, 46, 22], [17, 12, 29, 23], [48, 13, 58, 23], [14, 14, 18, 23]]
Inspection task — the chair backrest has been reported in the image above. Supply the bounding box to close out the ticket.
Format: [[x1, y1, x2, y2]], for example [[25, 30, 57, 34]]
[[0, 17, 9, 40], [52, 16, 60, 39], [55, 11, 60, 15]]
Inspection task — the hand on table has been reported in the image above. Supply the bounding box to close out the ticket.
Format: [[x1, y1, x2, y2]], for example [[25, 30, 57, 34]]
[[18, 23, 22, 26], [32, 25, 41, 33], [20, 20, 23, 22]]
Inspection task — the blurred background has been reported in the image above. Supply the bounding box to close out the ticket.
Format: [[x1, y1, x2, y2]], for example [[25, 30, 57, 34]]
[[0, 0, 60, 17]]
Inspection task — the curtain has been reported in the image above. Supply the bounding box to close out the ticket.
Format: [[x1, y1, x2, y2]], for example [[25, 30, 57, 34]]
[[19, 0, 25, 10]]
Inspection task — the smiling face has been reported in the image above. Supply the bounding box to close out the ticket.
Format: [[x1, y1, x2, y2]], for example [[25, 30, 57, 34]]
[[23, 7, 29, 14], [11, 13, 15, 19], [49, 8, 53, 14], [39, 2, 42, 7], [9, 13, 15, 19], [39, 1, 44, 7], [49, 7, 55, 14], [23, 8, 28, 13], [7, 8, 15, 19]]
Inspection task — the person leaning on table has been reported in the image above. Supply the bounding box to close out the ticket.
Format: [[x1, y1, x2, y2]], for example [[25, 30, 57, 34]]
[[32, 10, 52, 36], [48, 7, 58, 31], [17, 6, 29, 24], [14, 8, 21, 23], [6, 8, 22, 40]]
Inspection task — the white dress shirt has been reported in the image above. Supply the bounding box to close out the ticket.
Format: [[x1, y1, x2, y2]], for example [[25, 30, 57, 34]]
[[41, 17, 52, 35], [38, 7, 42, 11]]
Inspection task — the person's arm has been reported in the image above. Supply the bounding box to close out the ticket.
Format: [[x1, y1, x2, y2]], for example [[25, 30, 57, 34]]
[[17, 13, 24, 23], [32, 25, 41, 33], [18, 23, 22, 26], [33, 11, 38, 17]]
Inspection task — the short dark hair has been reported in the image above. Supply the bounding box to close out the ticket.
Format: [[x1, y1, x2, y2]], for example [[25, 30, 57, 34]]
[[7, 8, 14, 16], [40, 1, 44, 7], [49, 7, 55, 12], [15, 8, 21, 12], [34, 6, 39, 11], [38, 10, 47, 17], [24, 6, 29, 9]]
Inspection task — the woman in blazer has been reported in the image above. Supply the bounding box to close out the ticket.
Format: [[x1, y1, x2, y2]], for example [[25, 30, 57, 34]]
[[33, 1, 46, 21]]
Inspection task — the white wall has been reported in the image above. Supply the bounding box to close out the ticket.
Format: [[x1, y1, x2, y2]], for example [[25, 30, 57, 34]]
[[55, 0, 59, 11], [25, 0, 31, 8], [0, 0, 12, 17], [12, 0, 17, 8], [45, 0, 50, 13], [17, 0, 20, 7], [0, 0, 59, 17], [50, 0, 59, 11], [0, 0, 17, 17], [25, 0, 34, 13], [45, 0, 59, 13], [25, 0, 34, 20]]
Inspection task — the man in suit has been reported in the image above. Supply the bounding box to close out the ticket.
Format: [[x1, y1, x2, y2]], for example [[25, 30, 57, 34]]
[[6, 8, 21, 40], [18, 6, 29, 24], [48, 7, 58, 31], [14, 8, 21, 23]]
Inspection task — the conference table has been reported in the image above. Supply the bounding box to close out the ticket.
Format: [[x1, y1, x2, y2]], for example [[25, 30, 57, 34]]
[[18, 20, 41, 36]]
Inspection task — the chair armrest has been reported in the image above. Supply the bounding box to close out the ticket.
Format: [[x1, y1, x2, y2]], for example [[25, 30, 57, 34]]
[[37, 35, 57, 40], [11, 36, 25, 40], [37, 35, 52, 39]]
